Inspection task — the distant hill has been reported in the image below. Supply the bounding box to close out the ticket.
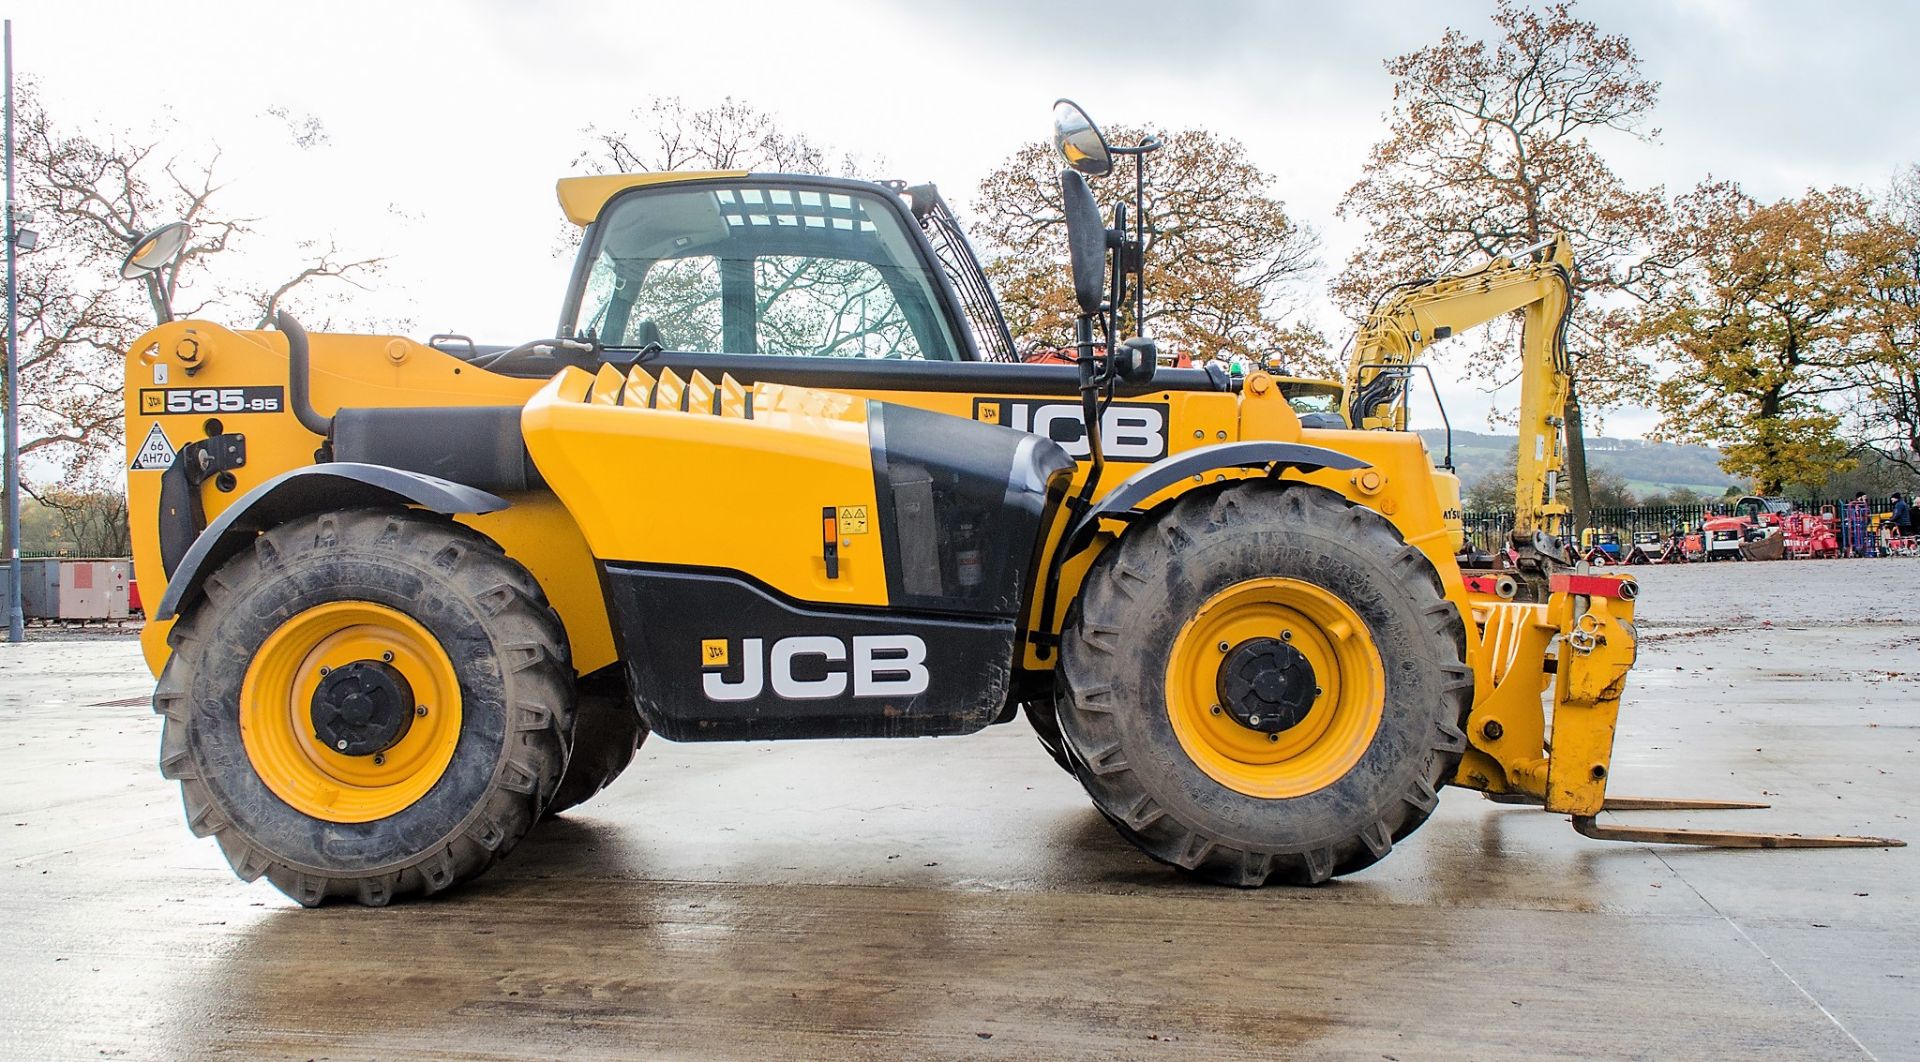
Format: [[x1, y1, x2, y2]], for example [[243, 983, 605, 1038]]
[[1415, 429, 1739, 499]]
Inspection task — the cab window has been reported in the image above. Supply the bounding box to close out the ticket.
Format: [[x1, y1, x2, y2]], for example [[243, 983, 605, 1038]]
[[1279, 381, 1347, 420], [573, 182, 961, 360]]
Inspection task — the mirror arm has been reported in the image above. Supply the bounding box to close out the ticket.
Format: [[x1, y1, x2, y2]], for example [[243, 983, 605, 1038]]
[[1072, 312, 1108, 517], [1031, 308, 1110, 663], [1132, 150, 1149, 337]]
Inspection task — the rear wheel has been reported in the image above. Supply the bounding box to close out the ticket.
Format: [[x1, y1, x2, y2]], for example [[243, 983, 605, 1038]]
[[544, 671, 647, 817], [1057, 483, 1471, 886], [154, 509, 574, 906]]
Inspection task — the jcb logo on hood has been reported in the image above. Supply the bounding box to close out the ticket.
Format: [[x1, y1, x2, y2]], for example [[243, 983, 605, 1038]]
[[973, 399, 1168, 461], [701, 634, 930, 701]]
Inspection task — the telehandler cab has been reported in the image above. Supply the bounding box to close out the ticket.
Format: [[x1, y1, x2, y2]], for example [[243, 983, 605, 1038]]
[[126, 102, 1895, 906]]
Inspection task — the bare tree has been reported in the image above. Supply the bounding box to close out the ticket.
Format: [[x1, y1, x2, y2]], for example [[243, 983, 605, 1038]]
[[243, 237, 388, 329], [1, 82, 390, 479], [577, 97, 838, 175], [8, 250, 143, 478], [560, 97, 874, 259], [22, 478, 130, 556]]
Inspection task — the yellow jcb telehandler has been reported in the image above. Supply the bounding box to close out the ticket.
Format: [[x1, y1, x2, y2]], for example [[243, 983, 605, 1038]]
[[123, 102, 1894, 906]]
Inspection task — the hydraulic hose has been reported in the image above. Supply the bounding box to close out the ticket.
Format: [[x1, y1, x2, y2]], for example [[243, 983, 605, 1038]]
[[276, 309, 332, 437]]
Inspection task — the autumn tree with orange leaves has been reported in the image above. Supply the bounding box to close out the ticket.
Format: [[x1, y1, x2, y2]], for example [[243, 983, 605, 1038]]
[[1643, 180, 1918, 493], [1846, 166, 1920, 479], [973, 127, 1325, 374], [1337, 1, 1668, 523]]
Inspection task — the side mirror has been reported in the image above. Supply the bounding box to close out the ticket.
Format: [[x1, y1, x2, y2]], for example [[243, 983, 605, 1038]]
[[1113, 337, 1158, 385], [1051, 99, 1113, 177], [1059, 170, 1106, 317], [119, 221, 191, 280]]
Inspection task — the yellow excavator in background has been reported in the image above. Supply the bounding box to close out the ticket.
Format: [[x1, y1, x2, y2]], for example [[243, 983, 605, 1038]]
[[1343, 236, 1578, 598]]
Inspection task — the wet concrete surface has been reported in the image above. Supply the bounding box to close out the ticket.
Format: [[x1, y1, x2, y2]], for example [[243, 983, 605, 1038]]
[[2, 558, 1915, 1059]]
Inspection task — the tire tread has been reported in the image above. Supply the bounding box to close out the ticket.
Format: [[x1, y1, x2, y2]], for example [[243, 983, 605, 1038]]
[[1058, 482, 1473, 887], [154, 508, 574, 906]]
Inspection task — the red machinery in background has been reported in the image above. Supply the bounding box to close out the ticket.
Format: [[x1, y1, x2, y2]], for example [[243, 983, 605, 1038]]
[[1699, 516, 1748, 561], [1782, 508, 1840, 559]]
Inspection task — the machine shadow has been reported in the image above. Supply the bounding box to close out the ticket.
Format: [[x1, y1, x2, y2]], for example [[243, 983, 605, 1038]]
[[163, 808, 1345, 1059]]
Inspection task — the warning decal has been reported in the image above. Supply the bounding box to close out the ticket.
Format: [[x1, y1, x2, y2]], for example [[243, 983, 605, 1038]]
[[130, 422, 177, 471]]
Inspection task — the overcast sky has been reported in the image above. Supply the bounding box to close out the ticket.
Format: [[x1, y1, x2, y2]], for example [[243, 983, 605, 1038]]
[[17, 0, 1918, 438]]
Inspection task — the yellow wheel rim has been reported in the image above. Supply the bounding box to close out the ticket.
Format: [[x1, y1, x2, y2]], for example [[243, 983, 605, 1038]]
[[1165, 577, 1385, 799], [240, 601, 463, 823]]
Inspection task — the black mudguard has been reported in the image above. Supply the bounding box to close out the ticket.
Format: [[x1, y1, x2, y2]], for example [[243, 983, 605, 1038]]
[[152, 463, 508, 621], [1060, 441, 1369, 556]]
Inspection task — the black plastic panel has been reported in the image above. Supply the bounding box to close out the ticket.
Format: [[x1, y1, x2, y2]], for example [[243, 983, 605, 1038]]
[[333, 406, 543, 492], [603, 565, 1016, 741], [868, 403, 1075, 617]]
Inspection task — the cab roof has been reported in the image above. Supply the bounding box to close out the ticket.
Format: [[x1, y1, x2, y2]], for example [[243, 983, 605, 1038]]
[[555, 171, 749, 227]]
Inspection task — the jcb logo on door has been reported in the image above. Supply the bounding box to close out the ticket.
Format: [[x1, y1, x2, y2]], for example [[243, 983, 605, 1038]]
[[971, 399, 1168, 461], [701, 635, 930, 701]]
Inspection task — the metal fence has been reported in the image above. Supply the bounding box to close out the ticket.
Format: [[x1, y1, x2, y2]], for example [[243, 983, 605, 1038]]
[[1459, 499, 1896, 554]]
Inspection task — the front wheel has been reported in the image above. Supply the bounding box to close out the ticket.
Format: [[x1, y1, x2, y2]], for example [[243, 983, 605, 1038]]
[[1023, 700, 1076, 774], [154, 510, 574, 906], [1057, 483, 1471, 886]]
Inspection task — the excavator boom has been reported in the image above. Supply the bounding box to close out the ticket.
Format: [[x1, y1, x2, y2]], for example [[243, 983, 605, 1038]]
[[1346, 236, 1576, 543]]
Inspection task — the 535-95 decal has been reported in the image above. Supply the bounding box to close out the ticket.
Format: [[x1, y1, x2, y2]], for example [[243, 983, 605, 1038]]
[[139, 386, 285, 416]]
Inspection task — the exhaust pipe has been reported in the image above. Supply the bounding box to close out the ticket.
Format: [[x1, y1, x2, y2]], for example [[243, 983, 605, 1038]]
[[276, 310, 332, 437]]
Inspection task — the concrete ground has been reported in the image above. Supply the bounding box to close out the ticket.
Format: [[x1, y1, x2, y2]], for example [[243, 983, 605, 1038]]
[[2, 559, 1915, 1060]]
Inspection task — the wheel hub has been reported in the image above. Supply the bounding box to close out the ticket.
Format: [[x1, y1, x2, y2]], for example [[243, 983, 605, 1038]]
[[310, 660, 416, 757], [1217, 637, 1318, 733]]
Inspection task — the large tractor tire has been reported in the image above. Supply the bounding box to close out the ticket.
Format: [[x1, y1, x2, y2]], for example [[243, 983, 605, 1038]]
[[544, 672, 647, 817], [1023, 701, 1076, 775], [154, 509, 574, 906], [1057, 483, 1471, 887]]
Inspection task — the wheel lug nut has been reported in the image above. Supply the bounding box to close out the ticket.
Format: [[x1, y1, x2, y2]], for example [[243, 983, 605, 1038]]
[[1315, 686, 1323, 697], [416, 705, 429, 717], [373, 753, 386, 766], [381, 651, 394, 663], [1281, 630, 1293, 642], [1248, 714, 1262, 725], [318, 666, 332, 676], [1267, 733, 1280, 743], [335, 739, 348, 751], [1218, 641, 1230, 652], [1209, 704, 1222, 715]]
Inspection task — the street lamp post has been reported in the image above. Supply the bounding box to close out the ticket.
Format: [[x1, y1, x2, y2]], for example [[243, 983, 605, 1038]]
[[3, 19, 22, 644]]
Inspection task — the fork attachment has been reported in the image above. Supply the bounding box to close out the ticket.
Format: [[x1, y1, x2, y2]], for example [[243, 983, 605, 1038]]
[[1571, 816, 1904, 849], [1455, 572, 1904, 850], [1483, 793, 1768, 812], [1486, 793, 1903, 848]]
